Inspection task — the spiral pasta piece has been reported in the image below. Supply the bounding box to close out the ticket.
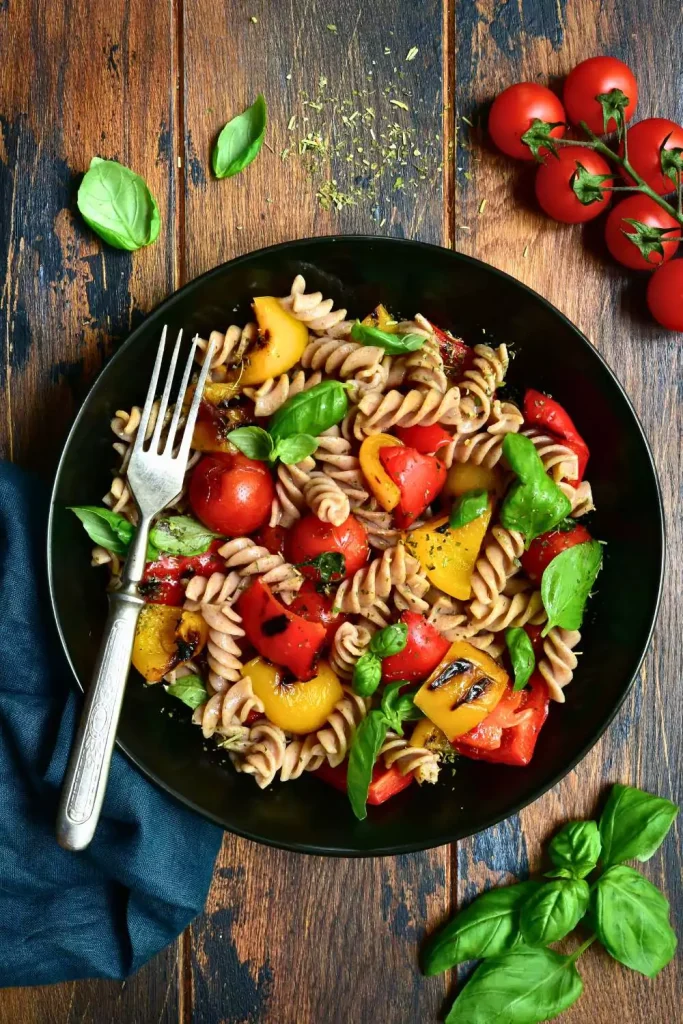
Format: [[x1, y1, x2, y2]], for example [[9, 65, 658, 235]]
[[394, 565, 431, 615], [235, 721, 288, 788], [192, 676, 265, 738], [469, 526, 524, 605], [353, 386, 464, 438], [329, 621, 373, 679], [441, 400, 524, 469], [334, 544, 418, 622], [380, 732, 440, 784], [316, 687, 370, 767], [458, 344, 509, 434], [301, 335, 388, 392], [280, 734, 326, 781], [559, 479, 595, 518], [538, 628, 581, 703], [469, 590, 547, 632], [243, 369, 322, 417], [304, 472, 351, 527], [522, 428, 579, 483], [353, 506, 401, 550], [219, 537, 303, 602], [269, 456, 316, 528], [184, 571, 244, 611], [396, 316, 448, 393], [91, 545, 122, 574], [279, 274, 350, 334], [314, 429, 370, 507], [201, 603, 246, 692], [103, 475, 136, 523], [196, 323, 257, 380]]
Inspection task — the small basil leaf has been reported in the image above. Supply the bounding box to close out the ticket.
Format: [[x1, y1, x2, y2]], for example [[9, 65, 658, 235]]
[[275, 433, 319, 465], [294, 551, 345, 583], [548, 820, 601, 879], [445, 946, 583, 1024], [501, 433, 572, 543], [541, 539, 603, 634], [449, 489, 489, 530], [227, 426, 274, 461], [599, 783, 679, 866], [269, 380, 349, 443], [212, 94, 267, 179], [422, 881, 540, 974], [380, 682, 422, 734], [370, 622, 408, 659], [165, 675, 208, 710], [150, 515, 221, 557], [69, 505, 134, 555], [505, 627, 535, 691], [350, 320, 426, 354], [347, 710, 389, 820], [352, 653, 382, 698], [592, 865, 677, 978], [520, 879, 590, 946], [77, 157, 160, 251], [544, 867, 575, 880]]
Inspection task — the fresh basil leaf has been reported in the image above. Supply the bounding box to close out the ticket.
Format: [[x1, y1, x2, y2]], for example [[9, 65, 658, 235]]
[[212, 94, 267, 179], [445, 946, 583, 1024], [269, 380, 349, 443], [520, 879, 590, 946], [541, 539, 603, 634], [294, 551, 345, 583], [350, 320, 426, 354], [599, 783, 679, 866], [227, 426, 274, 461], [449, 489, 489, 530], [275, 433, 319, 465], [352, 653, 382, 698], [77, 157, 160, 251], [347, 710, 389, 820], [422, 882, 540, 975], [165, 674, 208, 710], [548, 821, 601, 879], [592, 865, 677, 978], [370, 623, 408, 659], [69, 505, 134, 555], [501, 433, 572, 543], [149, 515, 220, 557], [380, 682, 423, 734], [505, 627, 535, 692]]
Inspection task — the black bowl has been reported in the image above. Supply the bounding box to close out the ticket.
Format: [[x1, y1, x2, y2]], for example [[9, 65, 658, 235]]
[[48, 236, 664, 856]]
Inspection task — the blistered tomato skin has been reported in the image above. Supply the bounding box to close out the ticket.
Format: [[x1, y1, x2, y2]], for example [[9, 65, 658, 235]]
[[188, 452, 274, 536], [285, 513, 369, 580]]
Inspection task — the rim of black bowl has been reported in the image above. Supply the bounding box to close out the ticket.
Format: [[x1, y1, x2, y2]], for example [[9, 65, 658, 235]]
[[47, 235, 665, 856]]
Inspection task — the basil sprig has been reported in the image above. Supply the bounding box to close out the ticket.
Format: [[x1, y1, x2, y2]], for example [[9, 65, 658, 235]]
[[212, 94, 267, 179], [149, 515, 221, 557], [70, 507, 219, 560], [228, 425, 318, 466], [500, 433, 572, 543], [541, 539, 603, 634], [351, 623, 408, 697], [77, 157, 160, 251], [505, 627, 535, 691], [449, 489, 489, 530], [165, 675, 208, 710], [69, 505, 135, 555], [350, 320, 426, 354]]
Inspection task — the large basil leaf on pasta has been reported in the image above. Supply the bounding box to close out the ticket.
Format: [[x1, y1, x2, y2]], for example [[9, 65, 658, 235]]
[[275, 434, 318, 465], [77, 158, 160, 250], [350, 320, 425, 354], [69, 506, 134, 555], [505, 627, 535, 691], [346, 710, 389, 820], [268, 380, 348, 444], [352, 653, 383, 698], [591, 865, 677, 977], [212, 94, 267, 179], [541, 540, 603, 634], [149, 515, 221, 557], [379, 682, 423, 734], [500, 434, 572, 542], [165, 675, 208, 710]]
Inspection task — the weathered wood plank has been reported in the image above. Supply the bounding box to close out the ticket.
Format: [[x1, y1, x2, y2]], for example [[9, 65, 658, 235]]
[[451, 1, 682, 1020]]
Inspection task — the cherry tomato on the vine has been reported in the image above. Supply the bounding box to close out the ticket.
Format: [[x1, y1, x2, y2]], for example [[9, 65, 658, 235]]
[[604, 195, 680, 270], [488, 83, 566, 161], [621, 118, 683, 196], [563, 57, 637, 135], [647, 260, 683, 331], [188, 451, 274, 535], [535, 147, 613, 223]]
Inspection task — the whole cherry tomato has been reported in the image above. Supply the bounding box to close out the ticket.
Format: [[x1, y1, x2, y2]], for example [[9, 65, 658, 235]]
[[188, 452, 274, 535], [288, 580, 345, 646], [563, 57, 637, 134], [535, 147, 613, 223], [604, 195, 680, 270], [382, 612, 451, 684], [488, 83, 566, 161], [521, 524, 593, 582], [621, 118, 683, 195], [253, 523, 286, 556], [647, 260, 683, 331], [286, 513, 369, 581]]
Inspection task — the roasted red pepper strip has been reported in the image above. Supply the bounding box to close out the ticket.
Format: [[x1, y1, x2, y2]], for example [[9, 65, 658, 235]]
[[382, 611, 451, 684], [316, 760, 414, 804], [427, 321, 474, 378], [452, 685, 525, 752], [523, 389, 590, 483], [521, 523, 593, 582], [236, 577, 326, 681], [288, 580, 346, 646], [454, 674, 550, 766], [394, 423, 453, 455], [140, 540, 225, 606], [378, 446, 446, 528]]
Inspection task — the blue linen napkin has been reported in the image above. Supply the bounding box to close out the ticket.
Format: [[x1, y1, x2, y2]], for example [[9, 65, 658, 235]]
[[0, 462, 223, 987]]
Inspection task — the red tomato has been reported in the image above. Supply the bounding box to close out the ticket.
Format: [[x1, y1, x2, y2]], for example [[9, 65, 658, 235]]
[[288, 581, 345, 646], [285, 513, 369, 580], [382, 612, 451, 684], [189, 452, 274, 536], [139, 541, 225, 606], [535, 147, 613, 223], [563, 57, 637, 134], [521, 524, 593, 582], [253, 523, 286, 556], [604, 195, 680, 270], [394, 423, 453, 454], [379, 446, 446, 528], [424, 322, 474, 377], [488, 83, 566, 161], [622, 118, 683, 195], [647, 260, 683, 331]]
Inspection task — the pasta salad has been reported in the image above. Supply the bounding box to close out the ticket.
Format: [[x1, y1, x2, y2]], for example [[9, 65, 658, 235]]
[[70, 275, 603, 819]]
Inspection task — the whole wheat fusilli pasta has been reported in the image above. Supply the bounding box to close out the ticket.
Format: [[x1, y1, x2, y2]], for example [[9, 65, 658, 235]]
[[269, 456, 316, 528], [334, 544, 418, 624], [559, 479, 595, 518], [469, 589, 546, 632], [280, 734, 326, 781], [538, 628, 581, 702], [192, 676, 264, 738], [381, 732, 440, 784], [219, 537, 303, 602], [522, 428, 579, 482], [316, 687, 369, 767], [304, 472, 351, 526], [329, 621, 373, 679], [235, 721, 288, 788], [301, 335, 389, 393], [353, 386, 464, 438], [279, 275, 350, 334], [243, 369, 322, 417], [469, 526, 524, 605]]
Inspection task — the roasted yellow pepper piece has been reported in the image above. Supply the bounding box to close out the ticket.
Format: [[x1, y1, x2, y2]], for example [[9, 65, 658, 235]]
[[132, 605, 208, 683], [409, 718, 452, 753], [191, 382, 245, 452], [414, 641, 508, 740], [245, 656, 344, 734], [359, 433, 403, 511], [404, 506, 492, 600], [238, 296, 309, 386], [361, 303, 398, 332], [444, 461, 504, 500]]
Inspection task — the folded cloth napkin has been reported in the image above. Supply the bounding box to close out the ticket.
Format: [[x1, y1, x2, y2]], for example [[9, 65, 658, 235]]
[[0, 463, 223, 987]]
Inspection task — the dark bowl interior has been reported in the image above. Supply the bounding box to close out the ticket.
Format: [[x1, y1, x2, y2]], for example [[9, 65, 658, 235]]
[[48, 236, 663, 856]]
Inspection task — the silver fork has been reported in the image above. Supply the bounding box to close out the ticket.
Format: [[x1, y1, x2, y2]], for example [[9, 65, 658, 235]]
[[56, 327, 215, 851]]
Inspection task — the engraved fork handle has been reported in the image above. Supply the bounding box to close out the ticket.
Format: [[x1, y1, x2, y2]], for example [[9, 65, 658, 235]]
[[56, 515, 152, 851]]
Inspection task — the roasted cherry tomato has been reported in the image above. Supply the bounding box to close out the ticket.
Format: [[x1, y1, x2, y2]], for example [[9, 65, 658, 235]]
[[521, 523, 593, 582], [535, 147, 613, 223], [316, 760, 413, 805], [286, 513, 369, 580], [288, 580, 345, 646], [378, 445, 446, 528], [139, 541, 225, 606], [253, 523, 287, 556], [189, 452, 274, 536], [382, 612, 451, 684], [236, 578, 326, 681], [425, 322, 474, 377], [488, 83, 566, 161], [622, 118, 683, 195], [563, 56, 637, 134], [647, 259, 683, 332], [394, 423, 453, 455], [604, 195, 680, 270]]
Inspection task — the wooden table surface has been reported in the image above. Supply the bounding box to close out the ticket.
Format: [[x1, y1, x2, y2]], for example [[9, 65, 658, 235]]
[[1, 1, 680, 1021]]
